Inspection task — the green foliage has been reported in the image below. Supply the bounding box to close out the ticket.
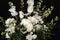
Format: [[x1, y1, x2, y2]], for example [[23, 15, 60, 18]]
[[34, 0, 43, 12], [43, 6, 54, 18], [0, 16, 4, 23], [54, 16, 59, 21], [20, 0, 24, 9]]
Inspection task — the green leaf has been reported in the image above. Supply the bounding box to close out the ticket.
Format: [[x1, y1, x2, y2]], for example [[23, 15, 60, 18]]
[[0, 16, 3, 22]]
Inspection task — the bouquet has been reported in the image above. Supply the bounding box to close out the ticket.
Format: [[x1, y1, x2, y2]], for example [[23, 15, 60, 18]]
[[0, 0, 59, 40]]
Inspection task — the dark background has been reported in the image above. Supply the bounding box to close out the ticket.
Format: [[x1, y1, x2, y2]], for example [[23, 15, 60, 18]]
[[0, 0, 60, 40]]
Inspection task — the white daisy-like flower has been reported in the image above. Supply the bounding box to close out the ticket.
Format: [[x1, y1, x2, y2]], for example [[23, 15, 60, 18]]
[[34, 24, 42, 30], [5, 33, 10, 38], [20, 19, 33, 32], [19, 11, 24, 19], [26, 34, 37, 40], [28, 16, 39, 25], [8, 6, 18, 16]]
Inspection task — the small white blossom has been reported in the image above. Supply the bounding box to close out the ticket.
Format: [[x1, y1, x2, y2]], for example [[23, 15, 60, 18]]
[[27, 0, 34, 13], [8, 6, 18, 16], [27, 0, 34, 6], [33, 11, 39, 14], [34, 24, 42, 30], [8, 2, 13, 6], [30, 32, 33, 35], [28, 16, 39, 25], [40, 21, 44, 24], [5, 18, 16, 27], [26, 34, 37, 40], [33, 14, 42, 21], [43, 25, 48, 31], [5, 27, 15, 34], [5, 33, 10, 38], [27, 6, 34, 13], [19, 11, 24, 19], [20, 19, 33, 32], [26, 34, 32, 40], [20, 29, 27, 34], [10, 12, 18, 16], [32, 34, 37, 39], [5, 18, 16, 34]]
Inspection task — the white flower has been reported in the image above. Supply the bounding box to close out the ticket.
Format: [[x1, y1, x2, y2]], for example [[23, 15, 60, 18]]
[[9, 6, 16, 12], [26, 34, 32, 40], [32, 34, 37, 39], [40, 21, 44, 24], [26, 23, 33, 32], [19, 11, 24, 19], [26, 34, 37, 40], [8, 2, 13, 6], [34, 24, 42, 30], [8, 6, 18, 16], [28, 16, 39, 25], [5, 18, 16, 27], [33, 14, 44, 24], [5, 33, 10, 38], [27, 5, 34, 13], [20, 19, 33, 32], [5, 27, 15, 34], [33, 11, 39, 14], [33, 14, 42, 21], [27, 0, 34, 6], [43, 25, 48, 31], [10, 12, 18, 16], [27, 0, 34, 13], [5, 18, 16, 34]]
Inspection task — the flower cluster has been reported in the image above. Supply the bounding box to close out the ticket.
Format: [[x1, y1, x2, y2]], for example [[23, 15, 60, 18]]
[[5, 18, 16, 38], [0, 0, 55, 40]]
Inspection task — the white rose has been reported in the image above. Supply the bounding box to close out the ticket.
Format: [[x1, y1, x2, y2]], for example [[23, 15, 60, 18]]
[[20, 19, 33, 32]]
